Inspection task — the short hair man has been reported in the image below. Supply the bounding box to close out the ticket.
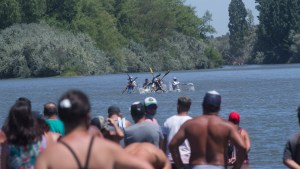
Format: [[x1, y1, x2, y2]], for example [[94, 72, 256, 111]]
[[43, 102, 64, 135], [169, 90, 246, 169], [283, 106, 300, 168], [35, 90, 153, 169], [124, 101, 163, 148], [163, 96, 192, 169]]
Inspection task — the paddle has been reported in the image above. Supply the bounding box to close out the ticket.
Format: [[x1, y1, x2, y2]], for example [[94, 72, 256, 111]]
[[161, 70, 170, 80], [149, 67, 154, 78]]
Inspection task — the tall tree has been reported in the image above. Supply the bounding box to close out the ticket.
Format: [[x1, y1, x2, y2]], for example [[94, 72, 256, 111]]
[[228, 0, 249, 64], [0, 0, 21, 29], [254, 0, 300, 63]]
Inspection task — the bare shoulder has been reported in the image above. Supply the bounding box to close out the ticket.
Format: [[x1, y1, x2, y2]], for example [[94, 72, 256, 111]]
[[240, 128, 250, 136]]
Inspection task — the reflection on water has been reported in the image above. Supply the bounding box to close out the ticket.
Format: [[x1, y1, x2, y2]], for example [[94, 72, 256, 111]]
[[1, 64, 300, 168]]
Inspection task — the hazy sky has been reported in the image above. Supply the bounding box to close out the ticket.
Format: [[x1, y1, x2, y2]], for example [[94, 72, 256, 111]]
[[185, 0, 259, 37]]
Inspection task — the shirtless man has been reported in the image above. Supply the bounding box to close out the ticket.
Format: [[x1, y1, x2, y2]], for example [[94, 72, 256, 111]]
[[35, 90, 153, 169], [169, 90, 247, 169], [125, 142, 171, 169]]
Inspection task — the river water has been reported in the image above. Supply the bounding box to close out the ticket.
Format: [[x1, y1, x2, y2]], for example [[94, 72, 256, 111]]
[[1, 64, 300, 168]]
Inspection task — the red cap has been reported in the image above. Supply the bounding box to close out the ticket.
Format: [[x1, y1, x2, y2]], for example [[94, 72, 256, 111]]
[[229, 112, 240, 124]]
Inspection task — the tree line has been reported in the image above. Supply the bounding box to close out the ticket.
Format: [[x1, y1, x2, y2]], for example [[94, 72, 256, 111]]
[[2, 0, 300, 78], [0, 0, 222, 78], [217, 0, 300, 65]]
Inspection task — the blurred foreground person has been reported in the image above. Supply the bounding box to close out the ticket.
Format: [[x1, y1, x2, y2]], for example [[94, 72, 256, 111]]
[[125, 142, 171, 169], [283, 106, 300, 168], [43, 102, 65, 135], [90, 115, 124, 143], [35, 89, 153, 169], [169, 90, 246, 169], [1, 98, 45, 168]]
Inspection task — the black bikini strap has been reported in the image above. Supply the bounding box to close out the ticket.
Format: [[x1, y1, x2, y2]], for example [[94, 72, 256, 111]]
[[84, 136, 95, 169], [59, 140, 83, 169]]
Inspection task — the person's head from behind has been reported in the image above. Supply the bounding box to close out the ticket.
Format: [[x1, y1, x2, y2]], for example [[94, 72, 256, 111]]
[[16, 97, 31, 110], [228, 111, 240, 125], [4, 100, 40, 145], [177, 96, 192, 113], [131, 102, 145, 123], [90, 116, 109, 136], [144, 97, 158, 119], [43, 102, 58, 117], [202, 90, 221, 114], [107, 105, 121, 118], [58, 90, 90, 131], [173, 77, 177, 81]]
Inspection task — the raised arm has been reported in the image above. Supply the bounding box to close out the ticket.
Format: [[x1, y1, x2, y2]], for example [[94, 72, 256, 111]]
[[108, 118, 124, 140]]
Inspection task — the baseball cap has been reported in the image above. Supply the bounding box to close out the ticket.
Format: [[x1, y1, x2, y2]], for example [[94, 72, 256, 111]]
[[91, 116, 109, 131], [144, 97, 158, 109], [228, 112, 240, 124], [130, 102, 145, 117], [202, 90, 221, 107], [108, 105, 121, 115]]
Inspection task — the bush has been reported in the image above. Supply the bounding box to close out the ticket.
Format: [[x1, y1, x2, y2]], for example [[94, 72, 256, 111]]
[[0, 23, 111, 78]]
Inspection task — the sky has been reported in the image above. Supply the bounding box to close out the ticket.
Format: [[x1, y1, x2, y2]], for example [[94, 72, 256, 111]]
[[185, 0, 259, 37]]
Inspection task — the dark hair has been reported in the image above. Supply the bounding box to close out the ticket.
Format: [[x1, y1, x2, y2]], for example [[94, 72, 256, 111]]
[[177, 96, 192, 112], [36, 117, 50, 133], [3, 101, 42, 145], [107, 105, 121, 117], [16, 97, 31, 110], [43, 102, 58, 117], [58, 90, 90, 129]]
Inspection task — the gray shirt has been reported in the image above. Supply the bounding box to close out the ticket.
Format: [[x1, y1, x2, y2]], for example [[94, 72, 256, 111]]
[[124, 121, 163, 147], [283, 133, 300, 164]]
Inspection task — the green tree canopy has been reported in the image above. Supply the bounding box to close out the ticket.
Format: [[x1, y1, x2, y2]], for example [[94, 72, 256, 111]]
[[228, 0, 249, 64]]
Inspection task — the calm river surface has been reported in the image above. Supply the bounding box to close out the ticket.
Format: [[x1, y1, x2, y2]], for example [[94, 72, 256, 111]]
[[1, 64, 300, 168]]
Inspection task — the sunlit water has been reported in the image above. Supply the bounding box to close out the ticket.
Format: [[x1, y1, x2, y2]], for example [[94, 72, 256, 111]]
[[1, 64, 300, 168]]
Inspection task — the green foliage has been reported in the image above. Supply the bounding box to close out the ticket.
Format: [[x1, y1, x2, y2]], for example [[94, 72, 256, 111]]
[[254, 0, 299, 63], [0, 0, 21, 29], [45, 0, 78, 23], [0, 23, 111, 78], [121, 32, 223, 72], [0, 0, 224, 79], [228, 0, 249, 64], [118, 0, 176, 46], [18, 0, 46, 23], [204, 45, 223, 68], [290, 33, 300, 62]]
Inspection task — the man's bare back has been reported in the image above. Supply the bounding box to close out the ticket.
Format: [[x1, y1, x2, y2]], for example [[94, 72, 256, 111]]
[[125, 142, 171, 169], [169, 90, 247, 169]]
